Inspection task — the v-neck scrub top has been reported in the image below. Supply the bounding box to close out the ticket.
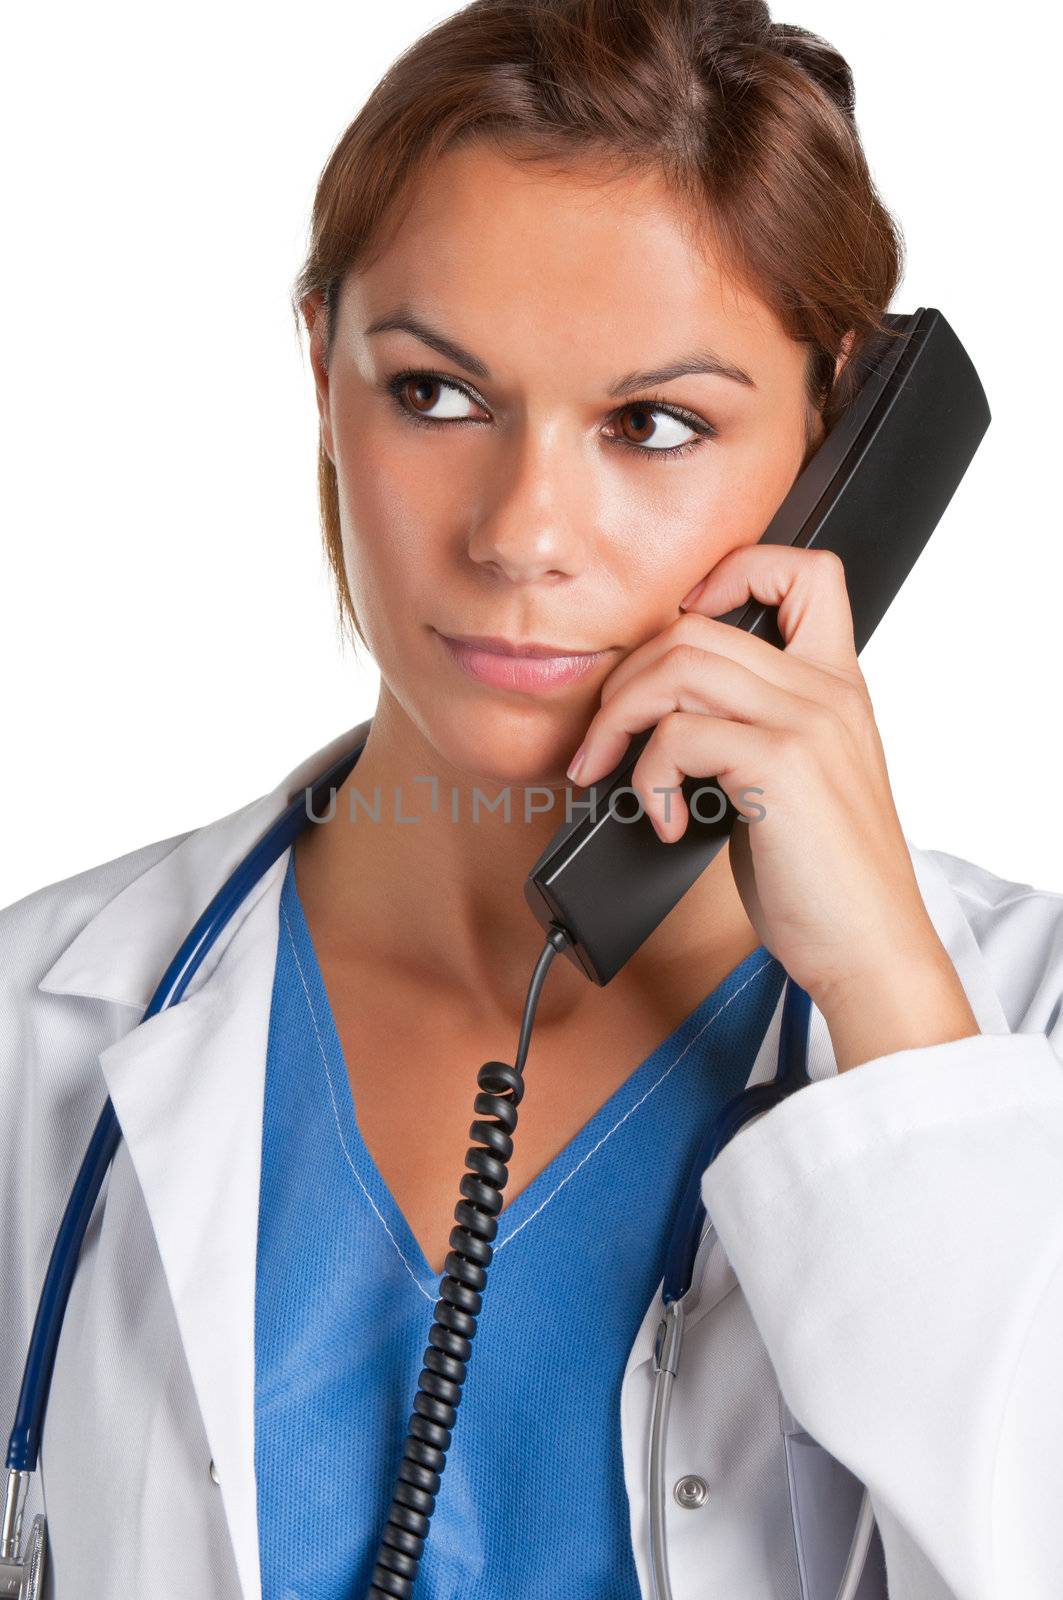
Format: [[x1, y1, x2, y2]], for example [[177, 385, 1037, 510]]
[[254, 847, 787, 1599]]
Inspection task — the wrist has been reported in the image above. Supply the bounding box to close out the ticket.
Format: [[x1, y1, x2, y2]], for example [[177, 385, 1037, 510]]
[[814, 943, 981, 1074]]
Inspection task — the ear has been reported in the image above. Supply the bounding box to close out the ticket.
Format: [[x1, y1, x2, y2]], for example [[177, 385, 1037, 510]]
[[834, 328, 857, 385], [302, 290, 336, 467]]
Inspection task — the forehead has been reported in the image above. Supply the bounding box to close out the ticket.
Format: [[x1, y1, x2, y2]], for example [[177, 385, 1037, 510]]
[[344, 140, 796, 386]]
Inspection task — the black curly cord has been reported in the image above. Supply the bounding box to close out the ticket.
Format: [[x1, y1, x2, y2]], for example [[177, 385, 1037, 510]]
[[365, 922, 573, 1599]]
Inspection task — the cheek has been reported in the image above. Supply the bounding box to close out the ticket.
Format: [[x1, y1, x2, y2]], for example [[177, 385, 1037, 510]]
[[333, 415, 456, 637], [609, 433, 802, 592]]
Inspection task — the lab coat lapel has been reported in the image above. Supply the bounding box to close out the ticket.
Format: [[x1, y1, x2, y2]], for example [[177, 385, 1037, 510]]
[[36, 719, 373, 1600], [88, 852, 284, 1600]]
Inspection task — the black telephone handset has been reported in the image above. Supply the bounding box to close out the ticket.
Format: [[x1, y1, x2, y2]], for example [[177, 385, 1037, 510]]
[[524, 307, 991, 986]]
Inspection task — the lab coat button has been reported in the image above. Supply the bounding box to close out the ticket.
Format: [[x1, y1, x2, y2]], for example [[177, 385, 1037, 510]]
[[208, 1458, 220, 1485], [673, 1474, 708, 1509]]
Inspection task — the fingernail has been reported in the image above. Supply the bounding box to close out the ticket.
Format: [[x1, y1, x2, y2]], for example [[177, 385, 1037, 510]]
[[679, 577, 707, 610], [566, 742, 587, 783]]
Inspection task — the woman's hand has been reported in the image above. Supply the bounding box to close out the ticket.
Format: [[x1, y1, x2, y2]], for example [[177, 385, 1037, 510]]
[[565, 543, 980, 1070]]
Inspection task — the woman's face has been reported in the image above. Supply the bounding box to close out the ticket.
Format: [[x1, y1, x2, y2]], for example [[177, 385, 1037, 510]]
[[308, 140, 823, 788]]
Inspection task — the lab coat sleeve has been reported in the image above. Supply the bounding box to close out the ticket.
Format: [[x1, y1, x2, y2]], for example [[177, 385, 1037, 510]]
[[700, 1023, 1063, 1600]]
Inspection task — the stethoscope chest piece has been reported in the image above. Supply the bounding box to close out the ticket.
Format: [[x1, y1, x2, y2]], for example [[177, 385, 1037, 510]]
[[0, 1510, 47, 1599]]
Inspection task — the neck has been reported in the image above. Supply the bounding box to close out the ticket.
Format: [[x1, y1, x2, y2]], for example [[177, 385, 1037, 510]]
[[293, 693, 762, 1028]]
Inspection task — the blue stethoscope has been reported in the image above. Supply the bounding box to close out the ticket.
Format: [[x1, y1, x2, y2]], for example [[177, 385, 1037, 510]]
[[0, 736, 866, 1599]]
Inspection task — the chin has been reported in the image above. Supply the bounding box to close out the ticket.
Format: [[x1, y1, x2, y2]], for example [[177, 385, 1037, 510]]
[[419, 700, 586, 792]]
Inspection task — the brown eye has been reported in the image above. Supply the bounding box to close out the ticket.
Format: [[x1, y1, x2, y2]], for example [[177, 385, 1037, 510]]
[[404, 377, 440, 414], [612, 403, 703, 452], [388, 372, 481, 422], [619, 405, 657, 443]]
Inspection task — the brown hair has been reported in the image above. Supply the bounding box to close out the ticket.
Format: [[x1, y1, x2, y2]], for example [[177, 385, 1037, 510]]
[[292, 0, 905, 651]]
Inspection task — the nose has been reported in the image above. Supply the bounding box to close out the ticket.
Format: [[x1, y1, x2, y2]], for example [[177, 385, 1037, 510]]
[[464, 417, 594, 586]]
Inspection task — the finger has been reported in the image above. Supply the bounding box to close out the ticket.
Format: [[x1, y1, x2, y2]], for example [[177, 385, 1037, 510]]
[[629, 711, 767, 841], [681, 543, 858, 669], [599, 608, 862, 717], [573, 643, 814, 788]]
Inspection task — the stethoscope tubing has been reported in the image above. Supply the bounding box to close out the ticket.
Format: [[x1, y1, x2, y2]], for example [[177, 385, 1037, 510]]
[[661, 976, 812, 1308]]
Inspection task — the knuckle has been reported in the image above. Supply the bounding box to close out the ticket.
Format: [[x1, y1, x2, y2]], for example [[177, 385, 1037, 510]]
[[833, 671, 871, 715], [773, 723, 808, 766], [808, 699, 844, 742], [665, 640, 706, 675], [671, 610, 711, 646], [813, 548, 847, 580], [814, 549, 851, 597], [656, 708, 687, 745]]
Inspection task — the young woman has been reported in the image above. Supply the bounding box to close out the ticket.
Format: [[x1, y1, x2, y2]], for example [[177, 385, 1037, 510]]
[[2, 2, 1061, 1598]]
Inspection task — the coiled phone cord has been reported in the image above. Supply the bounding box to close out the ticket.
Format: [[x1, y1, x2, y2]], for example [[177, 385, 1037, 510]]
[[366, 921, 573, 1599]]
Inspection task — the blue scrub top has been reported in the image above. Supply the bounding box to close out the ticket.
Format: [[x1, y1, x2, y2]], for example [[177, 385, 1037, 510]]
[[255, 847, 785, 1598]]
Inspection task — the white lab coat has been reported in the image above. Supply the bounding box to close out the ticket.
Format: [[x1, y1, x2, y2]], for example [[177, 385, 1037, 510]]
[[1, 718, 1062, 1600]]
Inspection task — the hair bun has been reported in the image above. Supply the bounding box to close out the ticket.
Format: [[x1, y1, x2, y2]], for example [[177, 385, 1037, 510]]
[[768, 22, 856, 120]]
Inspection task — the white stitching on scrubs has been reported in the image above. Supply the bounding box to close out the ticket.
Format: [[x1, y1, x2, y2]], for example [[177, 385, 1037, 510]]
[[281, 881, 778, 1297], [494, 956, 777, 1255]]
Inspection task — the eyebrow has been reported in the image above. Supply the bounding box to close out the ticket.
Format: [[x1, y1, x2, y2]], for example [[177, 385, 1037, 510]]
[[364, 308, 757, 393]]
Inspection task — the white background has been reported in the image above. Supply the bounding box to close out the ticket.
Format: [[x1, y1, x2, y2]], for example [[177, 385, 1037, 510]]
[[2, 0, 1060, 908]]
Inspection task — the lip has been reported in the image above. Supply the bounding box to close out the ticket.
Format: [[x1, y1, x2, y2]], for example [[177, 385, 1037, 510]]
[[433, 629, 612, 692], [440, 631, 603, 658]]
